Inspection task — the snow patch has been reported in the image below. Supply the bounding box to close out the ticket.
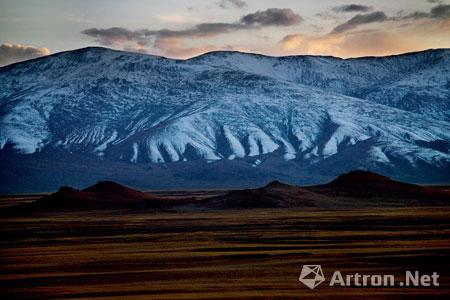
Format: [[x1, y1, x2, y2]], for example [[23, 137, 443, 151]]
[[247, 129, 279, 156], [94, 130, 118, 153], [223, 126, 245, 158], [131, 142, 138, 163], [368, 146, 390, 164]]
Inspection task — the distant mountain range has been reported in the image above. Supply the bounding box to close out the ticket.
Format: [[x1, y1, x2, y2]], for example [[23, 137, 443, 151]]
[[0, 47, 449, 193]]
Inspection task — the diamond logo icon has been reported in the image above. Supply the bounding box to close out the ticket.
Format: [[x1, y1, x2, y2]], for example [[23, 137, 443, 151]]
[[299, 265, 325, 289]]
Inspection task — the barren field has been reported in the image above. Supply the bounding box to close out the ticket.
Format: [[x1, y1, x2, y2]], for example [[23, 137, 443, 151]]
[[1, 199, 450, 299]]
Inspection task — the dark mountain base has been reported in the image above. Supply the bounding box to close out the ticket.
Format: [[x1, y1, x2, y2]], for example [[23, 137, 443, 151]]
[[1, 148, 449, 195]]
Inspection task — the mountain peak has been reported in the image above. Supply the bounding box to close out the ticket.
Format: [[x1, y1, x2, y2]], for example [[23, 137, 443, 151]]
[[331, 170, 392, 184], [264, 180, 291, 189], [83, 181, 131, 193]]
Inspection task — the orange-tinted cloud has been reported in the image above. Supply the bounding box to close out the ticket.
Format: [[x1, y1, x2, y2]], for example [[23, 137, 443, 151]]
[[80, 4, 450, 59], [0, 43, 50, 66], [82, 8, 303, 58], [154, 36, 250, 58], [280, 33, 345, 55], [331, 11, 388, 34], [280, 18, 450, 58]]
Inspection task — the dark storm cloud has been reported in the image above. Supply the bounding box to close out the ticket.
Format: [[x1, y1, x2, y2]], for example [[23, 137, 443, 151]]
[[155, 23, 245, 38], [329, 4, 449, 36], [82, 23, 244, 46], [332, 4, 373, 13], [402, 4, 450, 19], [331, 11, 388, 34], [82, 8, 303, 46], [0, 43, 50, 67], [81, 27, 151, 46], [429, 4, 450, 18], [218, 0, 247, 9], [240, 8, 303, 26]]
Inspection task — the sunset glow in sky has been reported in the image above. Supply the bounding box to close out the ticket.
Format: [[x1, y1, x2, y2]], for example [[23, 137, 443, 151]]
[[0, 0, 449, 65]]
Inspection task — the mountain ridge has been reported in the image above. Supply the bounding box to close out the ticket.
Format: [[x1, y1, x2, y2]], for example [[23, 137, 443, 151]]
[[0, 47, 449, 193], [2, 47, 449, 70]]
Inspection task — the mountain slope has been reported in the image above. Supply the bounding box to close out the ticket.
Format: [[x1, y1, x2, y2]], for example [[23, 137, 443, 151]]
[[0, 47, 449, 193]]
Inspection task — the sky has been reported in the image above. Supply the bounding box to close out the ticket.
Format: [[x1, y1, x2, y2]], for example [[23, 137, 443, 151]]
[[0, 0, 449, 66]]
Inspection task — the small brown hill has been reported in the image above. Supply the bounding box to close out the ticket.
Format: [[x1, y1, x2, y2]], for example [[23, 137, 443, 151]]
[[32, 181, 194, 210], [209, 180, 332, 208], [82, 181, 160, 204], [311, 170, 450, 202]]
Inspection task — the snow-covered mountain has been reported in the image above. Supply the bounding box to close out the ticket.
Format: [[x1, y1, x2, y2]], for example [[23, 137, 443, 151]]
[[0, 47, 449, 193]]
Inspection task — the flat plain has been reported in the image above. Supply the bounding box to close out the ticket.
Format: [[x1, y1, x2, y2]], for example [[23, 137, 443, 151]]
[[1, 193, 450, 299]]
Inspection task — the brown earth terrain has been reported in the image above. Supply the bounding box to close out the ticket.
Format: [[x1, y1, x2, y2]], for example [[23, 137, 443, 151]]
[[1, 206, 450, 299], [1, 171, 449, 299]]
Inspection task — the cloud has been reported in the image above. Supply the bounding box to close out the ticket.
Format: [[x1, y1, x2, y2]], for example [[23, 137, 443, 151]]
[[157, 14, 191, 23], [332, 4, 373, 13], [424, 4, 450, 18], [431, 4, 450, 18], [153, 37, 246, 58], [280, 16, 450, 58], [218, 0, 247, 9], [240, 8, 303, 26], [81, 27, 151, 46], [315, 11, 341, 21], [280, 33, 345, 54], [155, 23, 244, 38], [82, 8, 302, 57], [402, 4, 450, 19], [280, 34, 304, 51], [328, 4, 449, 36], [0, 42, 50, 67], [83, 8, 302, 42], [82, 24, 242, 53], [331, 11, 388, 34], [337, 30, 418, 57], [279, 30, 413, 58]]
